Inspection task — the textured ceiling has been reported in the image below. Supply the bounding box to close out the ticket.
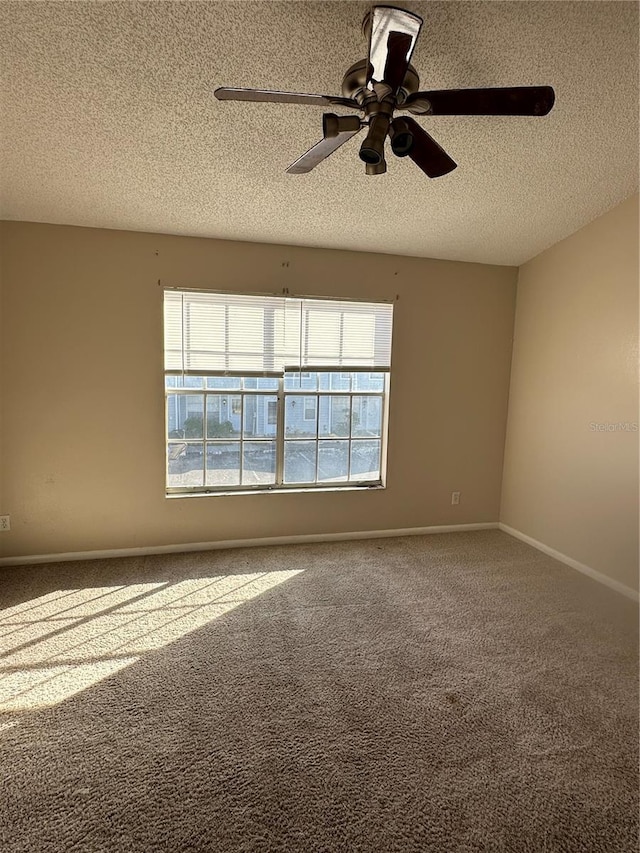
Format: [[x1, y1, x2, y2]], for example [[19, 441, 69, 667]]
[[0, 1, 638, 265]]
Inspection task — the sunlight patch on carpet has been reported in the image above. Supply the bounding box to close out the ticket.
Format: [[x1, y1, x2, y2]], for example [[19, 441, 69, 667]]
[[0, 570, 302, 714]]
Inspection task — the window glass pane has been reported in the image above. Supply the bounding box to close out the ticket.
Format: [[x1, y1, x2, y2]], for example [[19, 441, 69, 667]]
[[206, 395, 241, 438], [167, 442, 204, 487], [350, 440, 381, 480], [317, 440, 349, 482], [184, 376, 205, 389], [206, 376, 241, 390], [317, 372, 352, 391], [303, 397, 317, 421], [243, 395, 278, 438], [167, 394, 204, 438], [351, 396, 382, 437], [354, 372, 385, 392], [284, 372, 317, 391], [242, 441, 276, 485], [246, 377, 279, 391], [285, 396, 317, 438], [284, 441, 317, 483], [165, 375, 204, 389], [206, 442, 240, 486], [167, 396, 182, 438], [318, 396, 350, 438], [336, 372, 352, 391]]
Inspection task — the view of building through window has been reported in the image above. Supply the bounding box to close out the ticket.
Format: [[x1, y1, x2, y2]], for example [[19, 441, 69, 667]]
[[166, 372, 386, 489]]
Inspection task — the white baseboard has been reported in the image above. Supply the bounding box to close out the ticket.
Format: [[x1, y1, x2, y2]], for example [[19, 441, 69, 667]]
[[499, 523, 639, 603], [0, 522, 498, 567]]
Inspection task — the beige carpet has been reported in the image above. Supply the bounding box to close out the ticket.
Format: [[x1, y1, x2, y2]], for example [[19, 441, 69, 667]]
[[0, 530, 637, 852]]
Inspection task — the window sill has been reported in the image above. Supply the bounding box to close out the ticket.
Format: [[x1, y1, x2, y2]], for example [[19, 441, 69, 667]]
[[166, 484, 385, 499]]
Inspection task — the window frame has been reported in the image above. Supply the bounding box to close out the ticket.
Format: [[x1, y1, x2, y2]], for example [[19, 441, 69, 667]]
[[163, 288, 393, 496]]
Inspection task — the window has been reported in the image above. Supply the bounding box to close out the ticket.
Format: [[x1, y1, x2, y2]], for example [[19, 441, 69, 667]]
[[163, 290, 393, 494]]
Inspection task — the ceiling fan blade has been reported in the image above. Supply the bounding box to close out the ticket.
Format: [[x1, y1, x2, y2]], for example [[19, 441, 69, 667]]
[[286, 114, 362, 174], [214, 87, 361, 109], [366, 6, 422, 95], [404, 86, 555, 116], [391, 117, 457, 178]]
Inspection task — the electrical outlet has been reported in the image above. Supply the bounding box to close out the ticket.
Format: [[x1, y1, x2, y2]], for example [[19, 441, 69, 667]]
[[0, 515, 10, 531], [451, 492, 460, 506]]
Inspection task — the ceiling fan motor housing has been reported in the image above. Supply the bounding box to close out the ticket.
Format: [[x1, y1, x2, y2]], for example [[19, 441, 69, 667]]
[[341, 59, 419, 106]]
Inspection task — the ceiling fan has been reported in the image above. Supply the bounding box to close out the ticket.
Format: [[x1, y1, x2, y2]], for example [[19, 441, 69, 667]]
[[214, 4, 555, 178]]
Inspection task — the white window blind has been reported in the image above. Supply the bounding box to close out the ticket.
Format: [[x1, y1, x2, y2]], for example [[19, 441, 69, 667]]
[[164, 290, 393, 373]]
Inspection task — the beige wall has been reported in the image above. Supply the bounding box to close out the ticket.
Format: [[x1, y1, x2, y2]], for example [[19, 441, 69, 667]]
[[0, 222, 517, 559], [501, 194, 639, 592]]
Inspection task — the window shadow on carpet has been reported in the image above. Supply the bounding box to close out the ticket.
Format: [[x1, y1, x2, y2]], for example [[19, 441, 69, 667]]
[[0, 568, 302, 718]]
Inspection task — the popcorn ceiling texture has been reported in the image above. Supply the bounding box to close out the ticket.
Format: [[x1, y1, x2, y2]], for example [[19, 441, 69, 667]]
[[0, 1, 638, 265], [0, 531, 637, 851]]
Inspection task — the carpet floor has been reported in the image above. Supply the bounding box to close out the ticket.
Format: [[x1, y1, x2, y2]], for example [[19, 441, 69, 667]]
[[0, 530, 637, 852]]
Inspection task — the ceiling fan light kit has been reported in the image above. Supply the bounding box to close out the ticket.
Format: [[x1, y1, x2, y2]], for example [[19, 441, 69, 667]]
[[214, 4, 555, 179]]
